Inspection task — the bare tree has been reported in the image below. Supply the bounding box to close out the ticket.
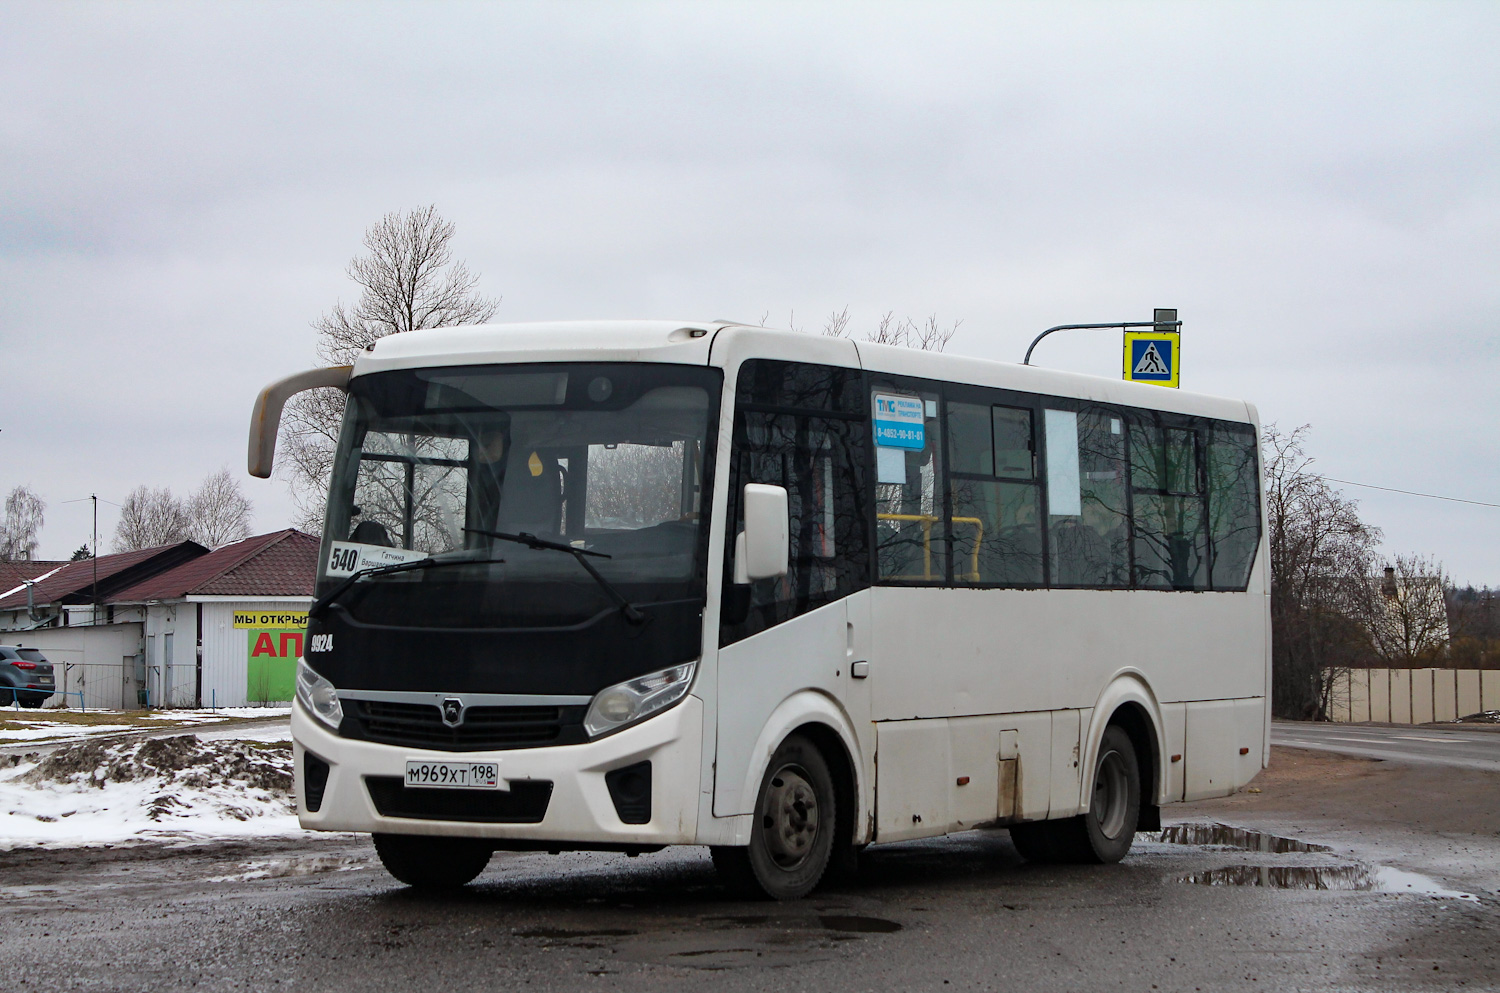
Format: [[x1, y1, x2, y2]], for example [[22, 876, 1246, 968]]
[[187, 467, 254, 548], [112, 487, 193, 552], [1365, 554, 1450, 666], [0, 485, 45, 562], [823, 306, 851, 339], [820, 308, 961, 352], [281, 205, 500, 531], [1264, 424, 1382, 719], [1448, 584, 1500, 669]]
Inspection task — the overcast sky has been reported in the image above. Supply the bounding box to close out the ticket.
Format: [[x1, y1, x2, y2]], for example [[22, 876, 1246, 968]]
[[3, 1, 1498, 582]]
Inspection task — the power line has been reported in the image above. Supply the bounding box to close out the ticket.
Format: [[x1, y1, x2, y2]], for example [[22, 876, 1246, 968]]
[[1314, 475, 1500, 510]]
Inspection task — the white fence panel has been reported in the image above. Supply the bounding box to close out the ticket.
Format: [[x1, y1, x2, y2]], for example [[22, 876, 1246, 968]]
[[1325, 668, 1500, 724]]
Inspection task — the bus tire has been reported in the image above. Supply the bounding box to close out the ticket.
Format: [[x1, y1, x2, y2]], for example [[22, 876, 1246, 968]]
[[1007, 821, 1062, 863], [1059, 724, 1142, 864], [716, 734, 837, 901], [373, 833, 492, 889]]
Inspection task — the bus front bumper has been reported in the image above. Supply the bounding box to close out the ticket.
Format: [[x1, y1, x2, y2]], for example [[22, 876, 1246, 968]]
[[291, 694, 703, 846]]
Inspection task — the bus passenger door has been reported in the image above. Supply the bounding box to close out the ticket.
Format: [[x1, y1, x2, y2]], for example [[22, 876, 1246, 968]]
[[712, 356, 873, 821]]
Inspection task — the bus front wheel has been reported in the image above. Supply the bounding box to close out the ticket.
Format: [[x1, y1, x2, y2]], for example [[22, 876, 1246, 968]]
[[373, 833, 492, 889], [711, 734, 836, 901]]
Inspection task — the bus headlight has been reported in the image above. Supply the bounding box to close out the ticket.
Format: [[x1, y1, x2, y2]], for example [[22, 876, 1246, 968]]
[[296, 659, 344, 731], [583, 662, 696, 739]]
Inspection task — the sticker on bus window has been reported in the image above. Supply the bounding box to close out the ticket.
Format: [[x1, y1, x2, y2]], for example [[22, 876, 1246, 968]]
[[325, 542, 429, 578], [873, 394, 925, 451], [876, 446, 907, 485]]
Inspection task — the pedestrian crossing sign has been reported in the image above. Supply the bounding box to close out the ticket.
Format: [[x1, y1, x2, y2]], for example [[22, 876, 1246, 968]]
[[1123, 331, 1179, 388]]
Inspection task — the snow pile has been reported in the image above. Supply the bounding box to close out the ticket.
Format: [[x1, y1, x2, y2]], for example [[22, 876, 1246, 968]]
[[0, 734, 305, 848]]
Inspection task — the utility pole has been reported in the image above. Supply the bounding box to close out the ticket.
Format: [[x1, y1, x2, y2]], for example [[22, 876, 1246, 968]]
[[91, 494, 98, 624]]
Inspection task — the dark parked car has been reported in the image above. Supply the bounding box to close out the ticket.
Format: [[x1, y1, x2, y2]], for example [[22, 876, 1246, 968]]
[[0, 646, 56, 707]]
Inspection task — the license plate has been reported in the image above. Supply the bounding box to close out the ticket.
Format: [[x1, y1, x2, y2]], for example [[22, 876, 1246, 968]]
[[404, 760, 501, 790]]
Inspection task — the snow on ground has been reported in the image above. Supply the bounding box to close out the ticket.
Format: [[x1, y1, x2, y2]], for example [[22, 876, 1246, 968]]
[[0, 735, 304, 849], [0, 723, 140, 747], [0, 706, 292, 744], [1456, 710, 1500, 724], [0, 721, 138, 743], [138, 707, 292, 722], [196, 722, 292, 744]]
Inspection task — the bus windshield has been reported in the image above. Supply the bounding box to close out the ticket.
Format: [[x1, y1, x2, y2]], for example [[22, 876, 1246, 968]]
[[319, 362, 721, 628]]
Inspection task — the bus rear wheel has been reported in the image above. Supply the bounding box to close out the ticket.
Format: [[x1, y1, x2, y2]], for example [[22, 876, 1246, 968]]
[[711, 734, 836, 901], [373, 833, 492, 889], [1009, 725, 1140, 865], [1062, 725, 1141, 863]]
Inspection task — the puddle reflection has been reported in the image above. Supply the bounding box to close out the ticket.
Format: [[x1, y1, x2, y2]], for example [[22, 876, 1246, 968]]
[[1157, 822, 1329, 853], [1178, 863, 1478, 901]]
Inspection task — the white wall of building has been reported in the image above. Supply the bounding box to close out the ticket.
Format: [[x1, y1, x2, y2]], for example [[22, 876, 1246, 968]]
[[7, 624, 145, 710], [142, 602, 201, 709], [198, 598, 312, 709]]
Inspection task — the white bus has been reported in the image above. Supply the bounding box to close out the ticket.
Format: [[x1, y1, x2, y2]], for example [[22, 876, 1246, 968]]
[[249, 321, 1268, 900]]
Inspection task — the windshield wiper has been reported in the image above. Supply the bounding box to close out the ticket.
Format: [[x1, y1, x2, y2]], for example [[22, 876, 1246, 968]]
[[309, 555, 506, 620], [463, 527, 647, 626]]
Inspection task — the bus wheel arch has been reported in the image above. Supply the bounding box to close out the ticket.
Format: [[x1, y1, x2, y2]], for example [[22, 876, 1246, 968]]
[[1103, 701, 1161, 831], [1084, 674, 1166, 828], [732, 691, 867, 843]]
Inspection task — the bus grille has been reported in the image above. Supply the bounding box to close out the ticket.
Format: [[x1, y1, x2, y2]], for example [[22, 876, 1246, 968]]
[[365, 776, 553, 823], [341, 700, 589, 751]]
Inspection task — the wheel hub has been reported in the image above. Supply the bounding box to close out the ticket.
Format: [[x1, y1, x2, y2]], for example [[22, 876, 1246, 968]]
[[1091, 748, 1129, 840], [761, 765, 820, 869]]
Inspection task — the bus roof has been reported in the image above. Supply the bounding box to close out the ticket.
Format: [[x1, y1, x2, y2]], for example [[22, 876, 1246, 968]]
[[354, 321, 1256, 426]]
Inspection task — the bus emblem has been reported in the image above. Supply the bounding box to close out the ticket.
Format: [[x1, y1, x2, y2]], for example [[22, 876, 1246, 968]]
[[441, 698, 464, 727]]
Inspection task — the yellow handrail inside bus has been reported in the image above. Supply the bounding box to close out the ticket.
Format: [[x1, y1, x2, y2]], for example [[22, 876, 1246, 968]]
[[876, 513, 984, 582]]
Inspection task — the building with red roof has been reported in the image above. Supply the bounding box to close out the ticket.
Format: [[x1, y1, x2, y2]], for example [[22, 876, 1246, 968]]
[[0, 543, 207, 627], [0, 560, 70, 601], [2, 531, 318, 709]]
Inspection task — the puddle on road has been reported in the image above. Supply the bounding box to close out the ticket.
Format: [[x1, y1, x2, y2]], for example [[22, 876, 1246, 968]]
[[1157, 822, 1479, 902], [544, 912, 907, 970], [511, 927, 641, 951], [700, 913, 901, 934], [1176, 864, 1479, 901], [1156, 822, 1329, 853], [818, 915, 902, 934]]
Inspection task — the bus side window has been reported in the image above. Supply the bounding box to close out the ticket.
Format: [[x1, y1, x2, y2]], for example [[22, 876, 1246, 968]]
[[1206, 424, 1261, 590], [1129, 416, 1209, 590], [873, 387, 947, 583], [1047, 407, 1129, 587], [721, 360, 869, 646], [946, 401, 1042, 586]]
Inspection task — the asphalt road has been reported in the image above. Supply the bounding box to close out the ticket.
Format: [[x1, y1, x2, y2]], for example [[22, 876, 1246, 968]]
[[1271, 719, 1500, 771], [4, 733, 1498, 991], [1, 813, 1496, 991]]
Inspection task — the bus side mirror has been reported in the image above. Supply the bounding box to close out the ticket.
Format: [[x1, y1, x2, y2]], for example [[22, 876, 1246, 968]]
[[735, 483, 789, 583], [247, 366, 353, 478]]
